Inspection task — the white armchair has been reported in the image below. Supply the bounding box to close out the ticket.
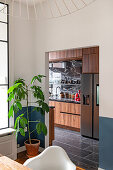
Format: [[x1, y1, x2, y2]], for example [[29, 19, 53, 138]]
[[24, 146, 76, 170]]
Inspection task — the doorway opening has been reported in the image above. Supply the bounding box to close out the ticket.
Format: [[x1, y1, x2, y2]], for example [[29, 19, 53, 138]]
[[48, 46, 99, 170]]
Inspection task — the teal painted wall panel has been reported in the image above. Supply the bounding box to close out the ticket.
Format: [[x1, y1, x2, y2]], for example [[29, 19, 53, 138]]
[[14, 106, 45, 148], [99, 117, 113, 170]]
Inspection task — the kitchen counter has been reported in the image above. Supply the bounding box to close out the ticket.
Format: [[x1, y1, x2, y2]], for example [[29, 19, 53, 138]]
[[49, 96, 81, 104]]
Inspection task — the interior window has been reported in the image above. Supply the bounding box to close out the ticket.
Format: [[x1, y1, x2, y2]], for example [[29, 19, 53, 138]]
[[0, 3, 9, 129]]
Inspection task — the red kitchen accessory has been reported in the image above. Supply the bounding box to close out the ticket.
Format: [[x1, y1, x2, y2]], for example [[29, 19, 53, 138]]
[[75, 93, 79, 101]]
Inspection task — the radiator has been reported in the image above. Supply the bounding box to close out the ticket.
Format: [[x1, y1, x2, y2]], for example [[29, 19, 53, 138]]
[[0, 128, 17, 160]]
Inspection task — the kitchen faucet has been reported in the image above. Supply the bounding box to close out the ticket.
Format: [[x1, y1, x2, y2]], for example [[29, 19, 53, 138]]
[[56, 86, 61, 97]]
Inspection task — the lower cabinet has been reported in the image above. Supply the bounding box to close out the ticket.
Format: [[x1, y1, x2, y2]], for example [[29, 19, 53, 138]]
[[49, 101, 81, 131], [60, 113, 80, 129]]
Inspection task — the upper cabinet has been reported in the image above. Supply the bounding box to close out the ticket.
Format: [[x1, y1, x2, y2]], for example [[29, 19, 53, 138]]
[[49, 46, 99, 74], [82, 47, 99, 74], [49, 48, 82, 62]]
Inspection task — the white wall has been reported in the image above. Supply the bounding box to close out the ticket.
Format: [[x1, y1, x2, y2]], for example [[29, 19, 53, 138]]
[[35, 0, 113, 119], [12, 9, 36, 83], [8, 0, 113, 147], [8, 3, 36, 127]]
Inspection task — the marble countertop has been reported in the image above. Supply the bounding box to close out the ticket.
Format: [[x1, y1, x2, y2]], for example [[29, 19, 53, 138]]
[[49, 96, 81, 104]]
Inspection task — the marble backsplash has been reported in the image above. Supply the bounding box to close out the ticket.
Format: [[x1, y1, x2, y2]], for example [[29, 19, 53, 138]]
[[49, 60, 82, 96]]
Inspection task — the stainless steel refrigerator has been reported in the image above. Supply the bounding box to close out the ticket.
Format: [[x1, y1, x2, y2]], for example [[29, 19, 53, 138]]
[[81, 74, 99, 139]]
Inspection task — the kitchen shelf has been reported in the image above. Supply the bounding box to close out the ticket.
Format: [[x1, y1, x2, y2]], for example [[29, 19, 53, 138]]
[[49, 83, 81, 86]]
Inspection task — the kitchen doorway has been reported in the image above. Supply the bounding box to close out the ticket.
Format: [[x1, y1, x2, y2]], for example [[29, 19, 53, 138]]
[[48, 46, 99, 170]]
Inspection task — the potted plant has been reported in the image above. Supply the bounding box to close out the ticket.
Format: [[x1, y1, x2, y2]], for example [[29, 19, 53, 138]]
[[7, 75, 49, 157]]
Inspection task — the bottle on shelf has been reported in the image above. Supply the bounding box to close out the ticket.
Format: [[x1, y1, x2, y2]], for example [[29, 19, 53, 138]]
[[75, 92, 79, 101], [71, 93, 75, 100], [65, 92, 69, 99], [60, 92, 64, 98]]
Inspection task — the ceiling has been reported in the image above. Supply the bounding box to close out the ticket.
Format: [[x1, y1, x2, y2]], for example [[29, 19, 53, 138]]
[[0, 0, 96, 20]]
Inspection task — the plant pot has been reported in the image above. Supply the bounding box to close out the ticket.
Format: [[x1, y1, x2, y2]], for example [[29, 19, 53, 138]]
[[24, 139, 40, 158]]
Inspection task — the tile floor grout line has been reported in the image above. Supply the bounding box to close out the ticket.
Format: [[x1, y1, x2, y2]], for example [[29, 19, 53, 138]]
[[55, 133, 99, 148], [54, 127, 99, 169], [53, 139, 91, 152], [53, 140, 99, 165], [55, 128, 99, 145], [53, 138, 98, 154]]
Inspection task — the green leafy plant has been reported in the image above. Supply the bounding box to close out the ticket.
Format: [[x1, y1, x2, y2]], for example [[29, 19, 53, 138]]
[[7, 75, 49, 144]]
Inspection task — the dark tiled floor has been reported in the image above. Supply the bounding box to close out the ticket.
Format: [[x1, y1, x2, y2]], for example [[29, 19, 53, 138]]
[[52, 127, 99, 170]]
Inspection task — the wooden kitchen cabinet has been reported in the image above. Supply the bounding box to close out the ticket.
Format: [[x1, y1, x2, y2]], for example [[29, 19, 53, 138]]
[[89, 53, 99, 73], [76, 48, 82, 58], [60, 102, 80, 130], [60, 113, 80, 129], [49, 51, 57, 61], [49, 101, 81, 131], [49, 50, 66, 62], [49, 46, 99, 73], [82, 46, 99, 73], [49, 101, 61, 124], [60, 102, 80, 115], [66, 49, 82, 60], [49, 48, 82, 62]]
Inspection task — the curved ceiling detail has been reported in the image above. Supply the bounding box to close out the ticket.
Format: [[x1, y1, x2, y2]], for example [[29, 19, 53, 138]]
[[0, 0, 96, 20]]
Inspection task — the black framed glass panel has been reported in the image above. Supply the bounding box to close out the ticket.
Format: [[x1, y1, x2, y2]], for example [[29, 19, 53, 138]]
[[0, 3, 9, 129]]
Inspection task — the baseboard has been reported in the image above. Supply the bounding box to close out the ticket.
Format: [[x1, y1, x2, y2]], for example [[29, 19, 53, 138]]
[[55, 124, 80, 132], [17, 145, 44, 153]]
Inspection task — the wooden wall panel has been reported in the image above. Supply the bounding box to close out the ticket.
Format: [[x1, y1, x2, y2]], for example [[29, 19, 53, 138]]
[[49, 108, 54, 146]]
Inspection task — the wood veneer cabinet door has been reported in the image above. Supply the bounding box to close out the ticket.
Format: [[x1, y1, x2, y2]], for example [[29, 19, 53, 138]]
[[55, 102, 61, 124], [75, 104, 81, 115], [71, 114, 80, 129], [56, 50, 66, 61], [89, 53, 99, 73], [49, 52, 57, 61], [83, 48, 90, 55], [60, 113, 80, 129], [49, 48, 83, 62], [49, 101, 55, 107], [82, 46, 99, 73], [59, 102, 81, 129], [66, 49, 82, 60], [82, 54, 89, 73], [90, 47, 99, 54], [66, 50, 74, 59], [60, 102, 81, 115], [76, 49, 82, 58], [49, 50, 67, 62]]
